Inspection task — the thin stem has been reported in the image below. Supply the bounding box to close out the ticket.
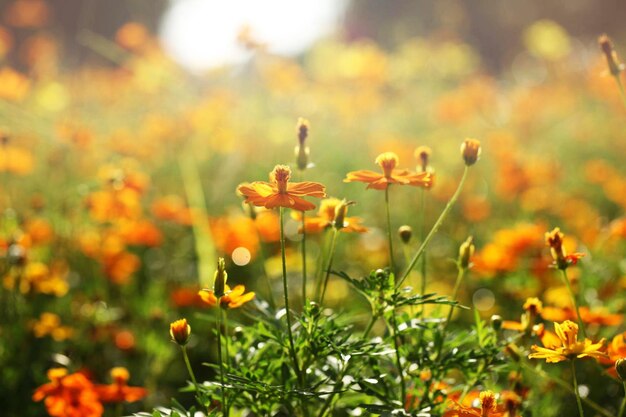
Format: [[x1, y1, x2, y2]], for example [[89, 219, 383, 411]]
[[561, 268, 586, 338], [618, 381, 626, 417], [571, 360, 585, 417], [436, 266, 467, 360], [419, 188, 427, 298], [181, 346, 201, 406], [398, 166, 469, 287], [389, 311, 406, 404], [279, 207, 304, 387], [254, 228, 276, 310], [215, 302, 228, 417], [614, 75, 626, 110], [314, 230, 332, 301], [385, 186, 396, 274], [301, 210, 308, 305], [520, 362, 612, 417], [319, 228, 339, 305]]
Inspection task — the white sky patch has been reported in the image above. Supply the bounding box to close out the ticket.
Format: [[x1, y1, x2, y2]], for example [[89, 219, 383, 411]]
[[159, 0, 346, 71]]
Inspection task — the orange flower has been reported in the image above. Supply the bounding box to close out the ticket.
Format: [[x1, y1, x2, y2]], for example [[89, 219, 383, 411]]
[[502, 297, 543, 335], [443, 391, 508, 416], [33, 369, 103, 417], [95, 367, 148, 403], [344, 152, 432, 190], [297, 198, 368, 234], [199, 284, 255, 309], [541, 305, 623, 327], [545, 227, 585, 270], [528, 320, 606, 363], [238, 165, 326, 211]]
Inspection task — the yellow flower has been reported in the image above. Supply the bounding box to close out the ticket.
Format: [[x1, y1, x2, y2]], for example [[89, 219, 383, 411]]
[[528, 320, 606, 363], [169, 318, 191, 346]]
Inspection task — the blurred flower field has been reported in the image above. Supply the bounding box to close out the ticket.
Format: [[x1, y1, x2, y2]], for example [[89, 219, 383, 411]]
[[2, 7, 626, 417]]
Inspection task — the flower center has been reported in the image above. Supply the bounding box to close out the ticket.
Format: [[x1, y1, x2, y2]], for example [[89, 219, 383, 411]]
[[480, 391, 496, 417], [270, 165, 292, 193], [375, 152, 399, 178]]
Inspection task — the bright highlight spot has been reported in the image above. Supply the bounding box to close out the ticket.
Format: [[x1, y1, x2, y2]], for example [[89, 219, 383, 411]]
[[472, 288, 495, 311], [160, 0, 346, 71], [232, 247, 251, 266]]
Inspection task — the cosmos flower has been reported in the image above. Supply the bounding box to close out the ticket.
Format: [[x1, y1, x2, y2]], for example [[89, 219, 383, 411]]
[[238, 165, 326, 211], [199, 284, 255, 309], [344, 152, 432, 190], [94, 367, 147, 403]]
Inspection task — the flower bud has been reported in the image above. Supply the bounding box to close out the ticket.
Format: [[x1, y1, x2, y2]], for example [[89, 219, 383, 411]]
[[213, 257, 228, 298], [616, 358, 626, 381], [333, 200, 354, 230], [295, 117, 310, 170], [458, 236, 475, 269], [170, 318, 191, 346], [490, 314, 503, 331], [415, 146, 432, 173], [461, 139, 481, 166], [296, 117, 309, 145], [599, 34, 623, 77], [398, 225, 412, 244]]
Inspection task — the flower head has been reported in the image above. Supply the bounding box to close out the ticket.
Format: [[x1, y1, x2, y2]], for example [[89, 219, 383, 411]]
[[33, 369, 103, 417], [461, 139, 481, 166], [238, 165, 326, 211], [528, 320, 606, 363], [94, 367, 148, 403], [169, 318, 191, 346], [344, 152, 432, 190], [297, 198, 367, 234], [443, 390, 508, 416], [545, 227, 585, 269], [199, 284, 255, 309]]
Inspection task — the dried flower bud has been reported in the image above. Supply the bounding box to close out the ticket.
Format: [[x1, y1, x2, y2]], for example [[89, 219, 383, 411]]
[[616, 358, 626, 381], [599, 34, 623, 77], [491, 314, 503, 331], [461, 138, 481, 166], [415, 146, 432, 173], [458, 236, 475, 269], [170, 318, 191, 346], [398, 225, 412, 244], [213, 257, 228, 298]]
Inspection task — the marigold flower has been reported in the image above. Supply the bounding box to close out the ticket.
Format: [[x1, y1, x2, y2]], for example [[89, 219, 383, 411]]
[[33, 369, 103, 417], [199, 284, 255, 309], [528, 320, 606, 363], [238, 165, 326, 211], [95, 367, 148, 403], [169, 318, 191, 346], [344, 152, 432, 190]]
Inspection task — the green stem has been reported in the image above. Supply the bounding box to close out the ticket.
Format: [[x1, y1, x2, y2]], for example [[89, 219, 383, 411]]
[[436, 266, 467, 360], [385, 186, 396, 274], [561, 268, 586, 338], [279, 207, 304, 387], [181, 346, 201, 407], [520, 362, 611, 417], [571, 360, 585, 417], [398, 166, 469, 288], [319, 228, 339, 305], [389, 310, 406, 404], [301, 211, 308, 306], [254, 227, 276, 309], [216, 302, 228, 417], [614, 75, 626, 110], [419, 188, 427, 298], [618, 381, 626, 417]]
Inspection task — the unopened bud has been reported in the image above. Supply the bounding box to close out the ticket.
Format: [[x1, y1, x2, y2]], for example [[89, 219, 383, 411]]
[[295, 145, 310, 171], [170, 318, 191, 346], [296, 117, 309, 145], [415, 146, 432, 173], [491, 314, 503, 331], [599, 34, 623, 77], [213, 257, 228, 297], [461, 139, 481, 166], [398, 225, 412, 244], [458, 236, 475, 269], [616, 358, 626, 381], [333, 200, 354, 230]]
